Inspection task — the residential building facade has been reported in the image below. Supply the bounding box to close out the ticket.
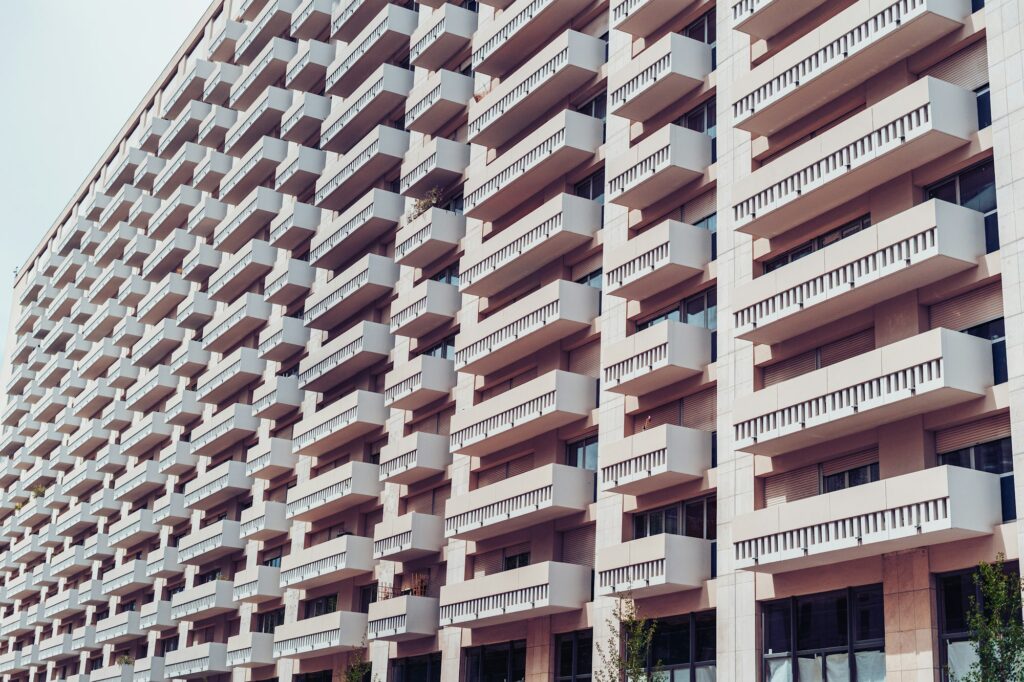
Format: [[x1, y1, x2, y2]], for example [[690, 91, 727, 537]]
[[0, 0, 1020, 679]]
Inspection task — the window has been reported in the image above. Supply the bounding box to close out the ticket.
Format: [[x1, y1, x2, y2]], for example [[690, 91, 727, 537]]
[[975, 84, 991, 128], [926, 160, 998, 252], [196, 568, 221, 585], [680, 98, 716, 162], [465, 640, 527, 682], [566, 436, 598, 472], [576, 268, 602, 290], [939, 436, 1014, 521], [684, 10, 716, 67], [257, 607, 285, 633], [423, 335, 456, 360], [262, 548, 283, 568], [503, 550, 530, 571], [822, 462, 879, 494], [555, 630, 593, 682], [633, 496, 716, 541], [938, 563, 1020, 680], [295, 671, 333, 682], [393, 653, 442, 682], [303, 595, 337, 619], [763, 216, 870, 274], [159, 636, 179, 656], [964, 318, 1007, 385], [439, 193, 464, 214], [762, 584, 885, 681], [637, 288, 717, 360], [693, 213, 717, 260], [575, 169, 605, 204], [640, 612, 716, 681], [577, 94, 607, 121], [359, 583, 378, 613], [431, 263, 460, 286]]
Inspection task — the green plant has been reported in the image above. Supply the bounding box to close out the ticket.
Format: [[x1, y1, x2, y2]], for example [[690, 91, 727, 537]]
[[595, 595, 660, 682], [338, 647, 372, 682], [955, 553, 1024, 681], [13, 501, 23, 511], [30, 484, 46, 498], [407, 187, 443, 221], [115, 655, 134, 666]]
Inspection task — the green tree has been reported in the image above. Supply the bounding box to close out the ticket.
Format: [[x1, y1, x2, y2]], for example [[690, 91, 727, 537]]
[[957, 553, 1024, 681], [595, 596, 660, 682]]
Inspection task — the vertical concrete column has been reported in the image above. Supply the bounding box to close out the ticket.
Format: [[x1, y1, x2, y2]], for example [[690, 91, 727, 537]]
[[882, 549, 939, 681], [525, 617, 552, 682]]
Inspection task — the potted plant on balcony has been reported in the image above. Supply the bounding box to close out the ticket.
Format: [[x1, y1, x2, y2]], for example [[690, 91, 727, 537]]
[[115, 655, 134, 667], [407, 187, 443, 221]]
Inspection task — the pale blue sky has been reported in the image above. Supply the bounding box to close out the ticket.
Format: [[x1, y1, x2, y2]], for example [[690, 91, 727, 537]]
[[0, 0, 212, 354]]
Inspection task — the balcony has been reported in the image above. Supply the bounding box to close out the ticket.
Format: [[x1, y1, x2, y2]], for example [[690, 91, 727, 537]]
[[38, 632, 75, 662], [230, 37, 299, 111], [367, 594, 439, 641], [203, 293, 273, 354], [241, 500, 290, 540], [138, 600, 176, 632], [445, 463, 594, 540], [280, 534, 375, 588], [152, 492, 190, 525], [89, 665, 131, 682], [165, 391, 204, 428], [264, 256, 315, 306], [170, 340, 211, 379], [157, 101, 212, 158], [396, 207, 465, 268], [391, 280, 460, 339], [141, 229, 195, 282], [734, 77, 978, 239], [281, 91, 332, 144], [472, 0, 591, 76], [273, 611, 368, 658], [405, 69, 474, 134], [126, 365, 179, 412], [43, 587, 83, 619], [293, 391, 387, 456], [410, 3, 476, 71], [596, 534, 712, 597], [608, 124, 711, 209], [331, 0, 388, 40], [732, 0, 828, 38], [252, 373, 303, 419], [109, 508, 159, 548], [302, 254, 398, 330], [605, 220, 711, 300], [465, 110, 602, 221], [325, 4, 418, 97], [384, 354, 456, 410], [195, 346, 265, 404], [601, 424, 711, 495], [177, 292, 217, 329], [258, 316, 310, 361], [233, 564, 283, 603], [269, 197, 322, 249], [114, 459, 167, 502], [373, 511, 444, 561], [181, 243, 221, 283], [208, 239, 277, 303], [135, 273, 190, 324], [455, 279, 598, 375], [146, 545, 184, 579], [737, 0, 968, 136], [450, 370, 596, 457], [132, 320, 186, 368], [190, 403, 260, 457], [177, 520, 245, 564], [95, 610, 144, 644], [101, 558, 152, 596], [192, 149, 233, 192], [309, 189, 403, 269], [226, 631, 276, 668], [246, 436, 298, 479], [399, 137, 470, 197], [379, 432, 451, 484], [439, 561, 591, 627], [275, 143, 327, 196], [285, 38, 335, 91], [133, 657, 166, 682], [213, 186, 284, 254], [183, 459, 252, 510], [286, 460, 382, 521], [220, 136, 289, 205], [292, 0, 334, 39], [612, 0, 699, 36], [603, 321, 712, 395], [734, 466, 1001, 572], [610, 33, 712, 123], [734, 200, 986, 345], [469, 30, 604, 148], [165, 642, 230, 679], [461, 193, 598, 297], [320, 64, 413, 153], [171, 581, 233, 622], [314, 126, 410, 209], [50, 544, 91, 577], [734, 328, 993, 456]]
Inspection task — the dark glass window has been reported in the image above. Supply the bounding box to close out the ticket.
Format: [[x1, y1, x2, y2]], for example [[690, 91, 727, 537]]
[[503, 551, 530, 571], [577, 95, 607, 121], [683, 10, 716, 67], [295, 671, 333, 682], [762, 584, 885, 681], [262, 549, 282, 568], [431, 263, 460, 286], [465, 640, 527, 682], [393, 653, 442, 682], [567, 436, 598, 472], [633, 496, 716, 541], [576, 268, 602, 290], [257, 607, 285, 634], [975, 85, 991, 128], [964, 318, 1007, 385], [303, 594, 337, 619], [638, 288, 717, 332], [423, 334, 456, 360], [555, 630, 592, 682], [159, 636, 179, 656], [693, 213, 717, 260], [439, 193, 464, 214], [763, 215, 870, 274], [938, 562, 1020, 680], [195, 568, 221, 585], [575, 169, 605, 204], [639, 612, 716, 680], [359, 583, 378, 613], [822, 462, 879, 494], [680, 98, 717, 162], [926, 160, 998, 252], [938, 436, 1014, 521]]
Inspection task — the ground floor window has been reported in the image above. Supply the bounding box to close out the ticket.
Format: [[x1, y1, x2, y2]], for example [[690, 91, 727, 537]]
[[465, 640, 526, 682], [556, 629, 592, 682], [642, 611, 716, 681], [762, 584, 884, 681], [392, 653, 442, 682]]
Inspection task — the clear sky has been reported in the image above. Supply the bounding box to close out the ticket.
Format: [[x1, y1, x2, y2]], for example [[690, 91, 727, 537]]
[[0, 0, 212, 355]]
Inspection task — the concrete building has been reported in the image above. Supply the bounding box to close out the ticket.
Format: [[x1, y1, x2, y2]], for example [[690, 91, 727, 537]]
[[0, 0, 1019, 679]]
